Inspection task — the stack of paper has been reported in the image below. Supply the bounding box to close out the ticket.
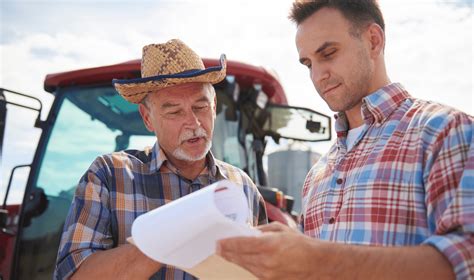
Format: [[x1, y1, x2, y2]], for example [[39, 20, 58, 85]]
[[130, 180, 259, 279]]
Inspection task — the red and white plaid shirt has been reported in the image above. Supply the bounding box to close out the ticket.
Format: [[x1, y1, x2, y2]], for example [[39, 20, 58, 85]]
[[302, 83, 473, 279]]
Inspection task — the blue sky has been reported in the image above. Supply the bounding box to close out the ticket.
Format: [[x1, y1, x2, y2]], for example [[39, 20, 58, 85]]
[[1, 0, 473, 203]]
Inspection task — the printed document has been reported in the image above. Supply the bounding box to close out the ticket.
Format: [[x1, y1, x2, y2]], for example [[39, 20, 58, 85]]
[[130, 180, 260, 279]]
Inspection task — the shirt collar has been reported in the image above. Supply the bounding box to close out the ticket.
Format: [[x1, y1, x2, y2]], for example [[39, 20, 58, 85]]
[[335, 83, 410, 136], [149, 141, 222, 180]]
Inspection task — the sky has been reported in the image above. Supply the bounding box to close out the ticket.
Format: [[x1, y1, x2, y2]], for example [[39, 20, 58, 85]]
[[1, 0, 473, 204]]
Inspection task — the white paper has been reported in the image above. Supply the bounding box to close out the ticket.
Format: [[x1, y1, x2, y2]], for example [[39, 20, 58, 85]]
[[131, 180, 260, 269]]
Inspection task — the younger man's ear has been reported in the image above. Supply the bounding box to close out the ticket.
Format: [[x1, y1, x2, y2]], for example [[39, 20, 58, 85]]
[[366, 23, 385, 57]]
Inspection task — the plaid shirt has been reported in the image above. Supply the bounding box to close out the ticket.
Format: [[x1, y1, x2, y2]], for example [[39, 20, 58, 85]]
[[302, 83, 473, 279], [55, 143, 267, 279]]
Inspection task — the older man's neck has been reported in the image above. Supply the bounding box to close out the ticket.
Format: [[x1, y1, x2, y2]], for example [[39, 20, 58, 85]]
[[169, 157, 207, 181]]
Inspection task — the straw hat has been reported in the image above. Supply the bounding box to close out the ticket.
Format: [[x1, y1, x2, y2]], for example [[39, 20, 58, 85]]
[[113, 39, 227, 103]]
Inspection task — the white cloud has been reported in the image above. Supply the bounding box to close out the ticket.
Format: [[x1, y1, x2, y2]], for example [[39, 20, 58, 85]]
[[381, 1, 473, 114]]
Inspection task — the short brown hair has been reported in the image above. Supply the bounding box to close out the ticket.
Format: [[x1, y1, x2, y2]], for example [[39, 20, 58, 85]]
[[289, 0, 385, 36]]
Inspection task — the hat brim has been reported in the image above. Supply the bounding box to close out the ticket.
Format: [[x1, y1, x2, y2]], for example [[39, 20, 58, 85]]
[[113, 54, 227, 104]]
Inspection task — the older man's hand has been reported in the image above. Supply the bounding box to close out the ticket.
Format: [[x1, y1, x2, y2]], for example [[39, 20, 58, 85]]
[[216, 222, 324, 280]]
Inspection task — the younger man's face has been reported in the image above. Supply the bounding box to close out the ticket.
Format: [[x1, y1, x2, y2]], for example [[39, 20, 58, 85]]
[[296, 7, 374, 113]]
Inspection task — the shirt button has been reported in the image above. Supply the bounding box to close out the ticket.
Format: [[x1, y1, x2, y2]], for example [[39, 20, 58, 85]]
[[329, 217, 336, 224], [191, 184, 201, 192], [336, 178, 344, 184]]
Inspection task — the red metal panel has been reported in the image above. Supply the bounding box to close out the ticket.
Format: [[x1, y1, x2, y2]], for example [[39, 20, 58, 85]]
[[43, 59, 288, 104]]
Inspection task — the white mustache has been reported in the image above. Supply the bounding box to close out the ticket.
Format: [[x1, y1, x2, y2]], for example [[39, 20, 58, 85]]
[[179, 127, 208, 143]]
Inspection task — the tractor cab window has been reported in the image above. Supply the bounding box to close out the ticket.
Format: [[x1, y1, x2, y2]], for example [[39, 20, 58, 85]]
[[212, 82, 246, 170]]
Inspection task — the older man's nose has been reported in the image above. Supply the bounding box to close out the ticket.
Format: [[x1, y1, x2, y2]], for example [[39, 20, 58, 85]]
[[184, 110, 201, 129]]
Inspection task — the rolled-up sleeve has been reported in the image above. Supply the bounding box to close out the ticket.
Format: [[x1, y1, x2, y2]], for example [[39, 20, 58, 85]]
[[54, 157, 114, 279], [422, 112, 474, 279]]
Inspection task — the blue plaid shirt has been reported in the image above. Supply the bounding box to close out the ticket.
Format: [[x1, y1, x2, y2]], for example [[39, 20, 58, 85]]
[[55, 143, 267, 279]]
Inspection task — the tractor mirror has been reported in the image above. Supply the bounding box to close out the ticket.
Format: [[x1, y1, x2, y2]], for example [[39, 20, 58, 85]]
[[263, 104, 332, 142]]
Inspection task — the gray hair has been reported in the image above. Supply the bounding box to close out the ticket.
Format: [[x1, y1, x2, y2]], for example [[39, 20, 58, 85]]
[[140, 82, 215, 109]]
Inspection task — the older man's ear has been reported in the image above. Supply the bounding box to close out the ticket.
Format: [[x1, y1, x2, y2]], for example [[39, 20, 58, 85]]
[[138, 102, 154, 133], [213, 95, 217, 118]]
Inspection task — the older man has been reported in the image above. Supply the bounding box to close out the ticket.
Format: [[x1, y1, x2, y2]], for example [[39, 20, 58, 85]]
[[217, 1, 473, 279], [55, 39, 267, 279]]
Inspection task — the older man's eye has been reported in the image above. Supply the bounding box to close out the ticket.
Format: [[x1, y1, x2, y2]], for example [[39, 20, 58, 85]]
[[194, 105, 208, 111], [167, 110, 181, 116]]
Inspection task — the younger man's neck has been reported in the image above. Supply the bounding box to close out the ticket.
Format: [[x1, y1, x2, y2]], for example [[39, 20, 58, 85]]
[[345, 104, 364, 129], [345, 76, 392, 129]]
